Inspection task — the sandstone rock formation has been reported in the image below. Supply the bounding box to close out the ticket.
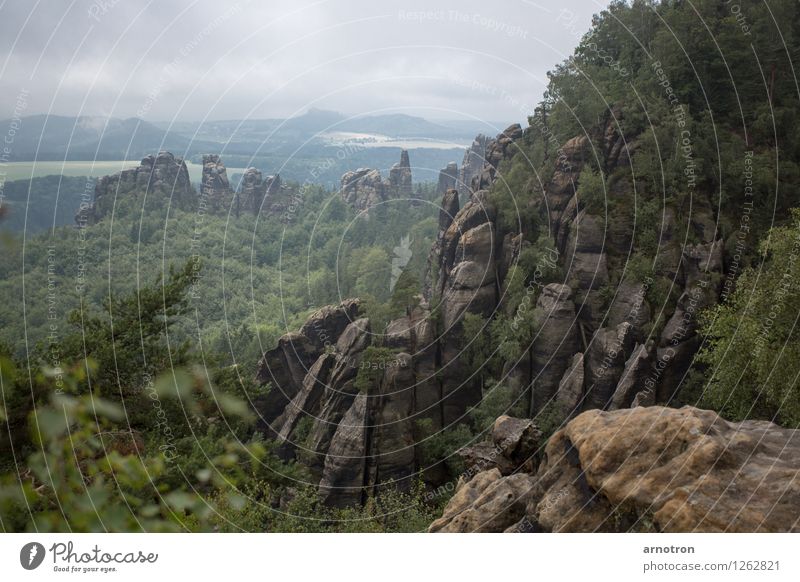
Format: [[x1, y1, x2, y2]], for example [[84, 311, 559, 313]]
[[389, 149, 413, 198], [256, 106, 735, 514], [471, 124, 523, 193], [201, 154, 234, 212], [238, 167, 281, 215], [436, 162, 458, 195], [431, 406, 800, 532], [458, 134, 490, 199], [77, 151, 194, 225], [340, 150, 414, 210], [340, 168, 386, 210]]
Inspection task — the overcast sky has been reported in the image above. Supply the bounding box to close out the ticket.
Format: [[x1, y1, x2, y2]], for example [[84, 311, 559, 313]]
[[0, 0, 602, 124]]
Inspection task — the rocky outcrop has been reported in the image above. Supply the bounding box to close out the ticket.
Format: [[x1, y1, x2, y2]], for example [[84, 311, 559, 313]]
[[340, 151, 413, 210], [583, 322, 633, 410], [471, 124, 523, 193], [201, 154, 234, 212], [341, 168, 386, 210], [389, 149, 413, 198], [238, 167, 264, 215], [458, 134, 490, 199], [436, 162, 458, 195], [77, 151, 194, 224], [530, 284, 579, 415], [609, 342, 653, 410], [432, 406, 800, 532], [254, 104, 738, 516], [238, 167, 281, 215], [458, 415, 542, 478], [254, 299, 361, 430], [428, 469, 537, 533]]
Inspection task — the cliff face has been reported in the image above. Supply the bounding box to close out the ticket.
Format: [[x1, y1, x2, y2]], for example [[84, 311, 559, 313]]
[[339, 150, 414, 210], [436, 162, 458, 195], [77, 151, 194, 224], [255, 108, 727, 511], [430, 406, 800, 533], [255, 126, 523, 505], [79, 152, 290, 224], [238, 167, 281, 216], [201, 154, 234, 212], [457, 134, 490, 199], [389, 149, 413, 198]]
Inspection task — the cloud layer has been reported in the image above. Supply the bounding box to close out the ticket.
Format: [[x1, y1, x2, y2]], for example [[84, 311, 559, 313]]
[[0, 0, 601, 124]]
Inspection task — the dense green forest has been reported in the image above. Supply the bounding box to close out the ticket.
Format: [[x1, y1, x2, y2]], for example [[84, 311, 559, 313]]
[[2, 0, 800, 532], [0, 179, 439, 371], [0, 175, 92, 234]]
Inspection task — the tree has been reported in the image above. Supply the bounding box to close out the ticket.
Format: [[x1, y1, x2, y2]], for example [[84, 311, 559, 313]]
[[697, 212, 800, 426]]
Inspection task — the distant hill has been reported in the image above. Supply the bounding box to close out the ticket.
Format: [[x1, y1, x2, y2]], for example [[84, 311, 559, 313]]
[[0, 114, 222, 161], [155, 108, 490, 145]]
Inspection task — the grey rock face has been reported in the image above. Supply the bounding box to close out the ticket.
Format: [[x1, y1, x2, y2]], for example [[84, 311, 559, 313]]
[[530, 284, 579, 415], [555, 352, 585, 419], [389, 149, 413, 197], [584, 322, 634, 411], [458, 134, 490, 199], [565, 209, 609, 292], [318, 393, 370, 507], [78, 151, 194, 224], [201, 154, 234, 211], [238, 167, 264, 215], [436, 162, 458, 195], [472, 124, 524, 193], [340, 168, 386, 210], [254, 298, 361, 430], [609, 342, 653, 410], [239, 170, 281, 216]]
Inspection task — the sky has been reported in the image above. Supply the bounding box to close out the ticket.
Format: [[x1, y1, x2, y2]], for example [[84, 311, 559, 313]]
[[0, 0, 602, 125]]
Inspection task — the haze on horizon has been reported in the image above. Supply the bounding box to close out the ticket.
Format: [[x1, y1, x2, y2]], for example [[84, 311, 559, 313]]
[[0, 0, 600, 125]]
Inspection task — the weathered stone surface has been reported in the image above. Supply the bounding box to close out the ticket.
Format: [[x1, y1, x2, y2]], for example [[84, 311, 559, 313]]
[[201, 154, 234, 211], [555, 352, 585, 418], [432, 406, 800, 532], [565, 210, 609, 291], [609, 342, 652, 410], [683, 240, 723, 288], [276, 318, 371, 467], [458, 134, 490, 198], [255, 298, 361, 428], [608, 280, 651, 343], [238, 167, 280, 215], [372, 352, 417, 491], [389, 149, 413, 197], [533, 406, 800, 532], [341, 168, 386, 210], [319, 393, 369, 507], [436, 161, 458, 195], [530, 284, 579, 415], [428, 470, 536, 532], [238, 167, 264, 215], [424, 188, 461, 299], [458, 441, 516, 477], [472, 124, 523, 193], [546, 136, 589, 236], [498, 232, 528, 289], [78, 151, 194, 224], [491, 415, 541, 469], [436, 191, 498, 330], [583, 322, 633, 410]]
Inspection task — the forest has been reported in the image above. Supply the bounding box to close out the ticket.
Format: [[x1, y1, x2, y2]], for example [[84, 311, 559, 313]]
[[2, 0, 800, 533]]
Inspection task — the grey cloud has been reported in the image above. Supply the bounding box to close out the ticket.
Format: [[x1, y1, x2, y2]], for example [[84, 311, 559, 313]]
[[0, 0, 602, 123]]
